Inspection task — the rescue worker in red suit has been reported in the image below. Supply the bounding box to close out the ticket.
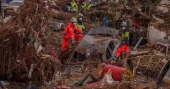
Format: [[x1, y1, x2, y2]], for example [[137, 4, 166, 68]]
[[61, 17, 83, 51]]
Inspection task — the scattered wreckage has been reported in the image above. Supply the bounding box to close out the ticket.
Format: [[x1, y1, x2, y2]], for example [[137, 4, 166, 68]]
[[126, 42, 170, 87], [64, 27, 124, 76], [1, 0, 170, 88], [65, 25, 170, 87], [67, 27, 120, 63]]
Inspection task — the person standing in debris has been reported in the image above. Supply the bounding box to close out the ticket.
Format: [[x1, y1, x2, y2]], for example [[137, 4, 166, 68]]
[[74, 17, 83, 42], [121, 21, 129, 45], [114, 21, 129, 59], [81, 0, 94, 11], [76, 13, 85, 31], [61, 17, 83, 51], [70, 0, 79, 12]]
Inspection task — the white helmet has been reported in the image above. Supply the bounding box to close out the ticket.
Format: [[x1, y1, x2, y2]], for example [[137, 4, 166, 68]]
[[71, 17, 77, 23], [120, 21, 127, 27], [78, 13, 83, 17]]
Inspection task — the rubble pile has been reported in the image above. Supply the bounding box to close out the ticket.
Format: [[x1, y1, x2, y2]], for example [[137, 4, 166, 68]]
[[0, 0, 170, 88], [0, 0, 61, 85], [127, 55, 166, 78]]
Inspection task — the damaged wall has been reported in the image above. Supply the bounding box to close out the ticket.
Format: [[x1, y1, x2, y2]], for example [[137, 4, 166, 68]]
[[148, 26, 170, 44]]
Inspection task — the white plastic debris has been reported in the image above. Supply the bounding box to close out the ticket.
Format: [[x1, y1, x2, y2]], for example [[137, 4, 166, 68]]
[[102, 73, 114, 85]]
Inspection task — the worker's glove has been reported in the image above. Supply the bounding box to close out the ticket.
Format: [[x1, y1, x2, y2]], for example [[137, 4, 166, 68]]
[[71, 39, 75, 45]]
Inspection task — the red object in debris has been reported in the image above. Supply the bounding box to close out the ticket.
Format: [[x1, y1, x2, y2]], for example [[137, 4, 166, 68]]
[[102, 65, 126, 81], [86, 80, 103, 87], [115, 48, 122, 57], [115, 44, 129, 57], [133, 20, 141, 26], [121, 44, 129, 53]]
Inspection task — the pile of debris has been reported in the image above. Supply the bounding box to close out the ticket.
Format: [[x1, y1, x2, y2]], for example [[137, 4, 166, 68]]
[[0, 0, 61, 86], [1, 0, 170, 88], [127, 55, 167, 77]]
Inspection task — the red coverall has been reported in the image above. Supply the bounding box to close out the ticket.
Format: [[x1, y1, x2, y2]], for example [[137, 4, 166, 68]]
[[61, 22, 83, 51], [102, 65, 126, 81]]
